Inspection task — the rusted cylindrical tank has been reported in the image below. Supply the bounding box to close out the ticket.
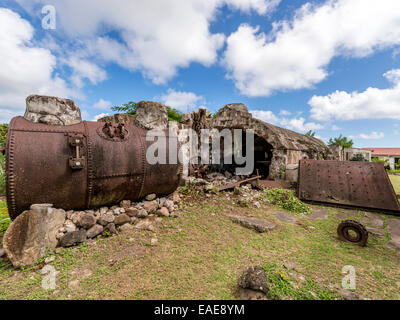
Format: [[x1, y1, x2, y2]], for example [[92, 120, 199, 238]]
[[5, 117, 182, 220]]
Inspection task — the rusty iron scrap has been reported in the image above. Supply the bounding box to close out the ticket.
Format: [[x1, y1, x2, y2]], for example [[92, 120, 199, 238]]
[[298, 160, 400, 215], [5, 116, 182, 220], [219, 175, 262, 191]]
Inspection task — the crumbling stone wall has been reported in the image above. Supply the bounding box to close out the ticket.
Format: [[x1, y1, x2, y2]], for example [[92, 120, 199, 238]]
[[211, 103, 332, 180]]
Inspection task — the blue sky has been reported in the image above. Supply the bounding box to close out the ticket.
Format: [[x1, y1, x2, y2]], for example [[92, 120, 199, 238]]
[[1, 0, 400, 147]]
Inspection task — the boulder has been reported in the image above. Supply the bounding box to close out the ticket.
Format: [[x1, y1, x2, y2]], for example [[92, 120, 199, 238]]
[[228, 215, 276, 233], [3, 204, 66, 268], [238, 266, 269, 294], [135, 101, 168, 130], [24, 95, 82, 126], [59, 229, 87, 247]]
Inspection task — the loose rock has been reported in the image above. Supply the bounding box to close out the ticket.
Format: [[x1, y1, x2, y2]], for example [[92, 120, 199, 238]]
[[157, 207, 170, 217], [228, 215, 276, 233], [120, 200, 131, 209], [145, 194, 157, 201], [3, 204, 66, 268], [143, 201, 158, 213], [114, 214, 131, 226], [59, 229, 87, 248], [238, 266, 269, 294], [77, 213, 96, 229], [86, 225, 104, 239], [125, 207, 139, 217]]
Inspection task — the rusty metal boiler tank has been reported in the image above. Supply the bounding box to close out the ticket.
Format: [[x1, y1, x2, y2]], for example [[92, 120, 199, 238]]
[[5, 117, 182, 220]]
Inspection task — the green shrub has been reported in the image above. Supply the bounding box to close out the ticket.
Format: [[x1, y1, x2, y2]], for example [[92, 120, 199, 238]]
[[372, 157, 388, 165], [264, 188, 311, 214], [350, 154, 367, 162], [0, 124, 7, 147], [0, 201, 10, 236], [112, 101, 182, 122], [0, 153, 5, 196]]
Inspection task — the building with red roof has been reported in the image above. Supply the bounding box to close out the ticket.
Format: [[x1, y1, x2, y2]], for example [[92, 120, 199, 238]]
[[362, 148, 400, 169]]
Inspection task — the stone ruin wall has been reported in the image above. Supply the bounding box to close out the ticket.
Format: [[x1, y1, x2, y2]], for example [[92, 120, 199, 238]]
[[211, 103, 333, 180]]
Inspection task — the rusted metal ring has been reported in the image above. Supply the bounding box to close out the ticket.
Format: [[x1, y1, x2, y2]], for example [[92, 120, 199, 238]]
[[337, 220, 368, 247]]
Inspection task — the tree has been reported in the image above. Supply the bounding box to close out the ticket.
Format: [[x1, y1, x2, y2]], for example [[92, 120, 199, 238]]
[[112, 101, 137, 115], [112, 101, 182, 122], [350, 154, 367, 162], [328, 134, 354, 148], [305, 130, 316, 137]]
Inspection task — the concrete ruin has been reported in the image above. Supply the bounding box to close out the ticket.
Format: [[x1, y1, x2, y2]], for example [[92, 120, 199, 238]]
[[210, 103, 332, 180], [100, 101, 334, 181]]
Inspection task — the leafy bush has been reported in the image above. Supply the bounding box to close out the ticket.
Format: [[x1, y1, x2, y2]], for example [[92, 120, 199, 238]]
[[0, 201, 10, 236], [0, 124, 8, 147], [264, 188, 311, 214], [350, 154, 367, 162], [0, 153, 5, 196], [112, 101, 182, 122]]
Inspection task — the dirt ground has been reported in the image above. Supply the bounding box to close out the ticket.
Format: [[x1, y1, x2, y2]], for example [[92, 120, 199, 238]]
[[0, 189, 399, 300]]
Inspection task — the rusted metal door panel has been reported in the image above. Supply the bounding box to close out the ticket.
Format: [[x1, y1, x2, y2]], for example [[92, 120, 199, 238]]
[[298, 160, 400, 214], [6, 117, 181, 220]]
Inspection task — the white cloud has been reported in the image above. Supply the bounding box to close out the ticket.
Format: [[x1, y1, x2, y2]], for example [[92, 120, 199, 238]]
[[160, 89, 204, 112], [93, 98, 112, 110], [0, 8, 76, 121], [93, 113, 109, 121], [223, 0, 400, 96], [250, 110, 279, 124], [250, 109, 323, 133], [350, 132, 385, 140], [331, 125, 341, 131], [279, 117, 323, 133], [309, 69, 400, 121], [224, 0, 281, 15], [65, 56, 107, 88], [279, 109, 291, 116], [16, 0, 278, 84]]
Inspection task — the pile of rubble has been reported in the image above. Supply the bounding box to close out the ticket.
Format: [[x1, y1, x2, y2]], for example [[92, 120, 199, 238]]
[[57, 193, 181, 247], [184, 171, 264, 207], [2, 192, 181, 268]]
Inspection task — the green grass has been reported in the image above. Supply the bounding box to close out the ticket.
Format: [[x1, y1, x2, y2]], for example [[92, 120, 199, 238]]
[[389, 174, 400, 194], [0, 189, 399, 300], [263, 263, 338, 300], [263, 188, 311, 214]]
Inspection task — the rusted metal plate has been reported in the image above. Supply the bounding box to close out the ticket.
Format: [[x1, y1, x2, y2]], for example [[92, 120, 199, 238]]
[[298, 160, 400, 214], [6, 117, 181, 220]]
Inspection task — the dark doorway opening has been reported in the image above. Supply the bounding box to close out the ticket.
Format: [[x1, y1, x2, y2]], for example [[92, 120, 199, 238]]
[[217, 132, 273, 179]]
